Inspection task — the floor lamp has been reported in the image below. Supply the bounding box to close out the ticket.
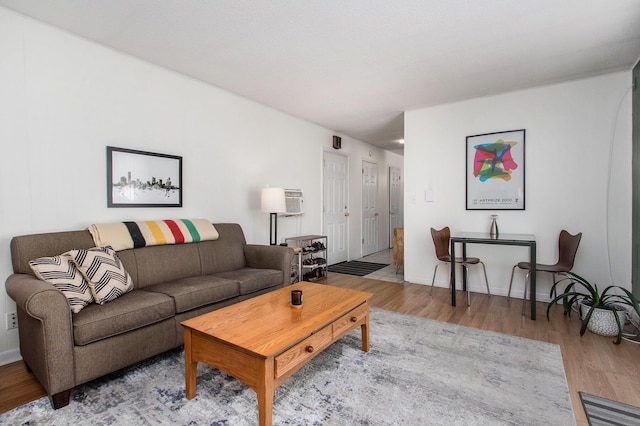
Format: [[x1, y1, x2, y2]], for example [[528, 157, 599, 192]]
[[261, 187, 286, 245]]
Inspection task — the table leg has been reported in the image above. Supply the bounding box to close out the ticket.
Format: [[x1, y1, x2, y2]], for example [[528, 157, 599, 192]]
[[461, 243, 468, 292], [361, 313, 370, 352], [257, 359, 275, 426], [184, 329, 198, 399], [450, 239, 456, 306], [530, 242, 537, 320]]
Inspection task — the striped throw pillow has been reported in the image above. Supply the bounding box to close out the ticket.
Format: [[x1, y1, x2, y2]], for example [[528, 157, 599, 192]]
[[66, 246, 134, 305], [29, 255, 94, 313]]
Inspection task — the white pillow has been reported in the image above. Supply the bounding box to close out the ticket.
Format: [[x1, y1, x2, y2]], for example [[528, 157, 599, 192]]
[[29, 255, 94, 313], [66, 245, 134, 304]]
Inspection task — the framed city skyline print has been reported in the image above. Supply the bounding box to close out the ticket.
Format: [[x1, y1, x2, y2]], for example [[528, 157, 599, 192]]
[[466, 129, 525, 210], [107, 146, 182, 207]]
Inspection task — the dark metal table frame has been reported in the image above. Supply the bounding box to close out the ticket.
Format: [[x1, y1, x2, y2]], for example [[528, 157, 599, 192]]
[[450, 232, 537, 319]]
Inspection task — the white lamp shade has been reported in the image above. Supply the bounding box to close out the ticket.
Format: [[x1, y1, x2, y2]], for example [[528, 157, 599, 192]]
[[261, 187, 286, 213]]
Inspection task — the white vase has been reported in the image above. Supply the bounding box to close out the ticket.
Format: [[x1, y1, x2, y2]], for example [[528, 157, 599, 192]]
[[580, 302, 624, 337]]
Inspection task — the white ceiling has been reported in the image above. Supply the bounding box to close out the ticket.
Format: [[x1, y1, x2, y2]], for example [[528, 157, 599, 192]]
[[2, 0, 640, 153]]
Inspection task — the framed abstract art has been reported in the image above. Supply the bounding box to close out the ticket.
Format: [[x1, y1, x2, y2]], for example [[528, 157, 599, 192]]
[[466, 129, 525, 210]]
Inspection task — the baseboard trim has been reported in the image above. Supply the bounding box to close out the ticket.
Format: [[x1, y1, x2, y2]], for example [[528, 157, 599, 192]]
[[0, 348, 22, 366]]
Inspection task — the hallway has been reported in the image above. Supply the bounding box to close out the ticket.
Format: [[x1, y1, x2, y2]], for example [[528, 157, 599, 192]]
[[355, 249, 404, 283]]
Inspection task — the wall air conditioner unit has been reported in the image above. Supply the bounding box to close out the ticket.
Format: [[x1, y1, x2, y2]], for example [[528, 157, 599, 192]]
[[282, 189, 304, 216]]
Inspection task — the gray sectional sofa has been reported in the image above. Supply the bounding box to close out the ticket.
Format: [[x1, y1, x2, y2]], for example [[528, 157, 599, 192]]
[[5, 223, 294, 409]]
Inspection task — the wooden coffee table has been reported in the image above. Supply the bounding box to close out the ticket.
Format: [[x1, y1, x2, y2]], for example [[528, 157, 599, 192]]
[[181, 282, 372, 426]]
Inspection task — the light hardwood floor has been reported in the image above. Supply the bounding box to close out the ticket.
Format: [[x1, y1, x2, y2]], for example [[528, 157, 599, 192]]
[[2, 275, 640, 425]]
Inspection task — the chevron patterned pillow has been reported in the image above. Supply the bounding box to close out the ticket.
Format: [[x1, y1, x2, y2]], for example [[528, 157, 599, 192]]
[[29, 255, 94, 313], [66, 246, 134, 305]]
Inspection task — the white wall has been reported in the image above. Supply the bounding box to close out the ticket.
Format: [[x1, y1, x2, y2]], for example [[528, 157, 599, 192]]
[[404, 72, 633, 302], [0, 8, 402, 363]]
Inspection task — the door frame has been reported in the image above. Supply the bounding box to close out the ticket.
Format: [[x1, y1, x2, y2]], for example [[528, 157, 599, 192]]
[[388, 165, 403, 248], [632, 60, 639, 298]]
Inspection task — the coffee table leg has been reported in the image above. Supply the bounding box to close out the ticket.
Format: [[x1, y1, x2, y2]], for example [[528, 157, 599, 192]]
[[184, 329, 198, 399], [256, 359, 275, 426], [361, 312, 370, 352]]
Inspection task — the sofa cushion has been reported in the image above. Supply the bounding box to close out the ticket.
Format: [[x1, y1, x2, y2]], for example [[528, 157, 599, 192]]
[[72, 290, 174, 346], [214, 268, 283, 295], [11, 230, 95, 275], [133, 243, 202, 288], [143, 275, 240, 313], [66, 246, 134, 304], [28, 255, 94, 313], [198, 223, 247, 274]]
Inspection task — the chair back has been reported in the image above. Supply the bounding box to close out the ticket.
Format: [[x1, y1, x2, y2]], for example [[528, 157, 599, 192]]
[[557, 230, 582, 271], [430, 227, 451, 262]]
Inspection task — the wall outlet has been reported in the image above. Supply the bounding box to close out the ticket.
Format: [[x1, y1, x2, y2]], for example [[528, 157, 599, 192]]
[[6, 312, 17, 330]]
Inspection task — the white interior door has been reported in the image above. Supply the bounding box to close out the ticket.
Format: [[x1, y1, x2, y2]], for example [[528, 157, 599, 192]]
[[362, 160, 378, 256], [323, 151, 349, 265], [389, 166, 403, 247]]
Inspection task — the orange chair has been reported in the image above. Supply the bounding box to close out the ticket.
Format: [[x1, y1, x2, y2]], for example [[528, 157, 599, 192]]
[[508, 230, 582, 315], [430, 227, 490, 305]]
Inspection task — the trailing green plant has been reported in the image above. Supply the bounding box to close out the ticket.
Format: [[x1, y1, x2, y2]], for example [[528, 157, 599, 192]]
[[546, 271, 640, 344]]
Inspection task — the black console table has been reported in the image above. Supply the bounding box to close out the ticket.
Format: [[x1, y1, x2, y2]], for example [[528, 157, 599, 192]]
[[450, 232, 537, 319]]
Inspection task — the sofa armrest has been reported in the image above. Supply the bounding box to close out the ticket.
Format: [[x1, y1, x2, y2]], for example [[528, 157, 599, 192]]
[[244, 244, 294, 275], [5, 273, 75, 395]]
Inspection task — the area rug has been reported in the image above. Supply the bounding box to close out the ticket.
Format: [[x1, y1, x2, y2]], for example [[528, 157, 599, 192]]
[[579, 391, 640, 425], [329, 260, 388, 276], [0, 308, 574, 425]]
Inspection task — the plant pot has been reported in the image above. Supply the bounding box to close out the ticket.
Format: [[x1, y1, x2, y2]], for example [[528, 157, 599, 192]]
[[579, 302, 624, 337]]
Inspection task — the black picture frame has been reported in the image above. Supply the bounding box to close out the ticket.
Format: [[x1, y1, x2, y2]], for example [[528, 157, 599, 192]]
[[466, 129, 525, 210], [107, 146, 182, 208]]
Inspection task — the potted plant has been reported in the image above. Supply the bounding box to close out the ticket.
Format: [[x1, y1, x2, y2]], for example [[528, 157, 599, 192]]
[[546, 271, 640, 344]]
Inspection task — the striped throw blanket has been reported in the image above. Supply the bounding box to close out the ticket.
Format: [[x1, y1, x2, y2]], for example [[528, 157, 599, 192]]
[[88, 219, 219, 251]]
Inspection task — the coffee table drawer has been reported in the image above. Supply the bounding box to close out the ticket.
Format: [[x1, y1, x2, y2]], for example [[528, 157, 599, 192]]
[[332, 302, 368, 338], [275, 325, 333, 379]]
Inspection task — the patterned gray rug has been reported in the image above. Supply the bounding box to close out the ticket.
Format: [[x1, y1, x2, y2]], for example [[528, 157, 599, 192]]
[[0, 308, 574, 425]]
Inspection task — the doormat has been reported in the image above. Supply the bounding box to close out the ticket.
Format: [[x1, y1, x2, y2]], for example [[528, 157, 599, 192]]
[[329, 261, 388, 276], [579, 391, 640, 425]]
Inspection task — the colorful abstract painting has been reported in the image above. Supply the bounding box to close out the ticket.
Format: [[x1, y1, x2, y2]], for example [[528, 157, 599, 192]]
[[466, 129, 525, 210], [472, 140, 519, 182]]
